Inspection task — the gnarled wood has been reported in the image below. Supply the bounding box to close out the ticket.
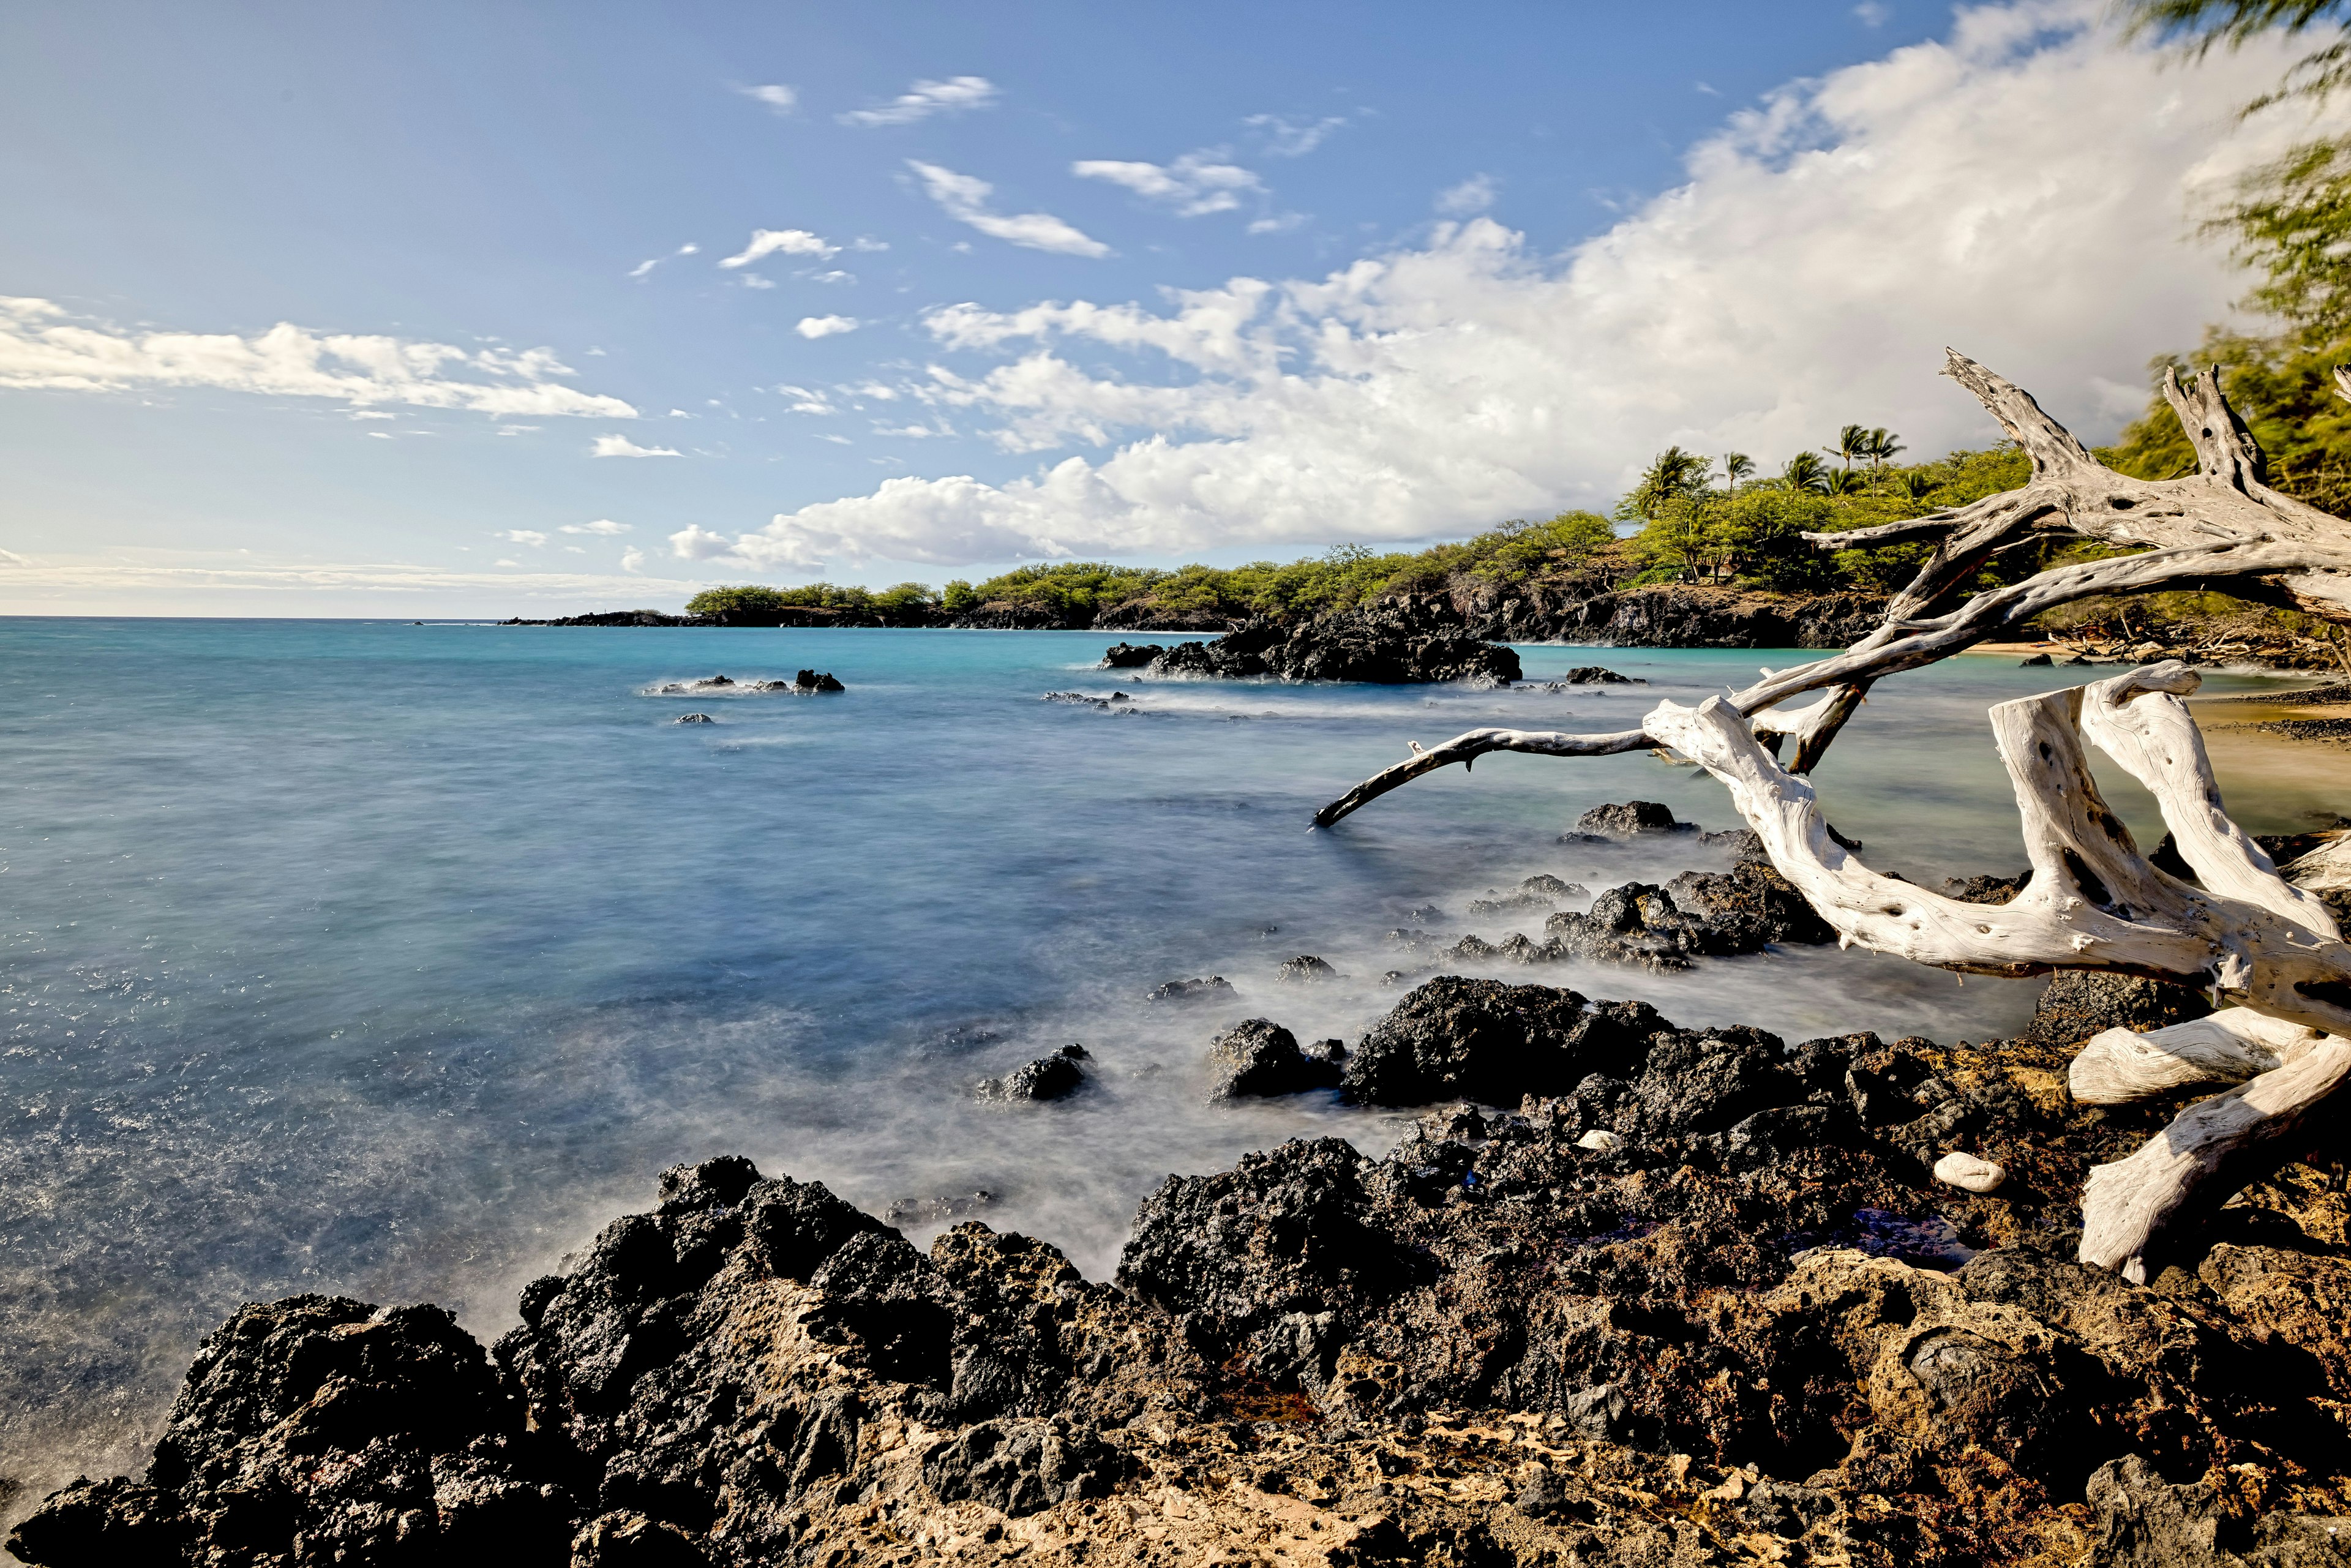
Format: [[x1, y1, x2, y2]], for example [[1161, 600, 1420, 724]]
[[2069, 1008, 2333, 1105], [2078, 1039, 2351, 1285], [1308, 353, 2351, 1280]]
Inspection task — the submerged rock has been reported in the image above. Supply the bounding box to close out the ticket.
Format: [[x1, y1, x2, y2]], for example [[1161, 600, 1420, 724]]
[[1553, 665, 1642, 686], [1568, 800, 1695, 839], [1275, 955, 1339, 985], [793, 669, 845, 693], [673, 713, 714, 724], [973, 1044, 1090, 1102], [1144, 975, 1235, 1005], [1204, 1019, 1343, 1101]]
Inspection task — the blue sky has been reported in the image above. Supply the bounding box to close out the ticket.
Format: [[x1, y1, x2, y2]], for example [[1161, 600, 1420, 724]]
[[0, 1, 2329, 614]]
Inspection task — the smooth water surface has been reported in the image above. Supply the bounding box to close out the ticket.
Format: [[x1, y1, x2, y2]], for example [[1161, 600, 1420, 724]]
[[0, 618, 2339, 1508]]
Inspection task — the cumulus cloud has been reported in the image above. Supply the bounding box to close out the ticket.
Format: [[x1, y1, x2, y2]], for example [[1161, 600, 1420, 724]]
[[839, 75, 997, 127], [681, 2, 2343, 572], [795, 315, 861, 339], [0, 298, 637, 418], [719, 228, 838, 268], [591, 433, 681, 457], [1436, 174, 1497, 216], [907, 162, 1110, 257], [740, 83, 797, 112], [499, 529, 549, 546], [561, 519, 631, 535], [1073, 151, 1265, 217], [621, 547, 648, 573], [1244, 114, 1347, 157]]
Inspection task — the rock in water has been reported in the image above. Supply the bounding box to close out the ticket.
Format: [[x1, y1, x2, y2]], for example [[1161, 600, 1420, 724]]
[[1145, 976, 1235, 1004], [1204, 1019, 1343, 1101], [1101, 599, 1520, 685], [1275, 954, 1338, 985], [1570, 800, 1693, 838], [793, 669, 846, 693], [673, 713, 714, 724], [1558, 666, 1641, 685], [974, 1043, 1090, 1101], [1934, 1150, 2007, 1194]]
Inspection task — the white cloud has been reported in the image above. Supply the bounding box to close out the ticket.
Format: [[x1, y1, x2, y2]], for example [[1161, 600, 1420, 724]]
[[851, 236, 891, 252], [741, 275, 777, 290], [795, 315, 861, 339], [499, 529, 549, 546], [1436, 174, 1497, 216], [906, 161, 1111, 258], [620, 547, 648, 573], [740, 83, 797, 112], [1073, 151, 1265, 217], [839, 75, 997, 127], [0, 298, 637, 418], [808, 269, 854, 283], [367, 430, 394, 440], [691, 1, 2343, 571], [719, 228, 838, 268], [561, 519, 631, 535], [1244, 114, 1347, 157], [627, 242, 701, 279], [1856, 1, 1892, 24], [669, 524, 737, 560], [493, 558, 522, 567], [592, 433, 681, 457]]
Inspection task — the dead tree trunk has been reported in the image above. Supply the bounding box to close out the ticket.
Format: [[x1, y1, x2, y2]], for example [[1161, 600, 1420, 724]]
[[1312, 353, 2351, 1281]]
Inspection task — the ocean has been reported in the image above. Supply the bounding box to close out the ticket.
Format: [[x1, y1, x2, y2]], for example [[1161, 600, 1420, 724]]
[[0, 617, 2337, 1512]]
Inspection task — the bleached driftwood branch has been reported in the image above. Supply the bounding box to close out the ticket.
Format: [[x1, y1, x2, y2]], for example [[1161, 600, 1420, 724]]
[[2069, 1008, 2333, 1105], [1642, 667, 2351, 1282], [1311, 351, 2351, 828], [1310, 353, 2351, 1281]]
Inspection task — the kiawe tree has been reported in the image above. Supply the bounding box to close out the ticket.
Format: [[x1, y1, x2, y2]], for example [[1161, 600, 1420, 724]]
[[1314, 350, 2351, 1283]]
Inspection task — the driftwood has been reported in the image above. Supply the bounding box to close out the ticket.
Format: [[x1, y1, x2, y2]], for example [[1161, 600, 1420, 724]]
[[1313, 353, 2351, 1281]]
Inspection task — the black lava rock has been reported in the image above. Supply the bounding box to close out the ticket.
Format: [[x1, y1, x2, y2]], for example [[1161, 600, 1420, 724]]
[[1205, 1019, 1343, 1101], [974, 1044, 1091, 1102]]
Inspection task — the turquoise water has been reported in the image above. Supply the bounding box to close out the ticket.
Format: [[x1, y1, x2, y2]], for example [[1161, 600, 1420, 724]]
[[0, 618, 2336, 1506]]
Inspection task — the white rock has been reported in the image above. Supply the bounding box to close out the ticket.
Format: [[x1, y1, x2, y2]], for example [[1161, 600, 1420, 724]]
[[1576, 1129, 1623, 1153], [1934, 1150, 2006, 1194]]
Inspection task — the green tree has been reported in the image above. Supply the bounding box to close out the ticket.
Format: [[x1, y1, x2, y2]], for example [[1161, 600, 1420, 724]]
[[2122, 1, 2351, 111], [1780, 451, 1831, 494], [942, 579, 978, 613], [1824, 424, 1870, 478], [1864, 427, 1905, 492], [1721, 452, 1756, 494]]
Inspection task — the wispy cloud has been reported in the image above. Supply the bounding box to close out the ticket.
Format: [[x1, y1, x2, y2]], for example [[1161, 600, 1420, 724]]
[[1855, 1, 1891, 24], [906, 162, 1110, 257], [738, 83, 797, 113], [839, 75, 997, 127], [498, 529, 549, 546], [796, 315, 861, 339], [591, 433, 681, 457], [719, 228, 838, 268], [0, 297, 637, 418], [628, 242, 700, 279], [1072, 151, 1264, 217], [1435, 174, 1496, 216], [561, 519, 631, 535], [1244, 114, 1347, 157]]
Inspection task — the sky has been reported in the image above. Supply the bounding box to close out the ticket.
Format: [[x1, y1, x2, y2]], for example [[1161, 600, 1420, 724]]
[[0, 0, 2338, 617]]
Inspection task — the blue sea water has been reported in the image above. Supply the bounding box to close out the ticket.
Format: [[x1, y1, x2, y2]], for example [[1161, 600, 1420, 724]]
[[0, 617, 2339, 1509]]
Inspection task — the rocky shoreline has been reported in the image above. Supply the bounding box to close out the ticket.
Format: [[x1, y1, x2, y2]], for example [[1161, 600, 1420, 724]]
[[20, 932, 2351, 1564], [498, 583, 1889, 653]]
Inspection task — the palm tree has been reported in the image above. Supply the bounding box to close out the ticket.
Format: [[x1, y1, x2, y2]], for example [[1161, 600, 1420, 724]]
[[1780, 450, 1831, 494], [1896, 470, 1937, 504], [1721, 452, 1755, 495], [1631, 445, 1709, 517], [1826, 468, 1868, 498], [1864, 427, 1906, 493], [1825, 424, 1870, 478]]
